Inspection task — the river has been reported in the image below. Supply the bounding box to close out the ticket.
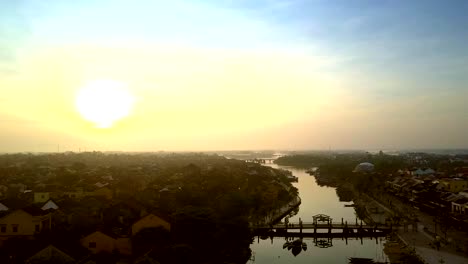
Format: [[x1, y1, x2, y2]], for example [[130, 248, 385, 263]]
[[247, 164, 389, 264]]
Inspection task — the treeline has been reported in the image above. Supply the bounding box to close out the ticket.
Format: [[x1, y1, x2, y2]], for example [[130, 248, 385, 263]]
[[275, 153, 408, 192], [275, 153, 407, 173]]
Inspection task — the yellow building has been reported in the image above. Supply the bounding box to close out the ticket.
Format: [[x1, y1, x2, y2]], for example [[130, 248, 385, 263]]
[[0, 209, 51, 237], [34, 192, 50, 204], [439, 178, 468, 193], [132, 214, 171, 235], [80, 231, 131, 255]]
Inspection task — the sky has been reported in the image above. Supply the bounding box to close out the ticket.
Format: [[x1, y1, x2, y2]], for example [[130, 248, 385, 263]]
[[0, 0, 467, 152]]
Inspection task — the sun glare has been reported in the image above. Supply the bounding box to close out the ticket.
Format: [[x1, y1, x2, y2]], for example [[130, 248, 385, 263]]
[[75, 80, 135, 128]]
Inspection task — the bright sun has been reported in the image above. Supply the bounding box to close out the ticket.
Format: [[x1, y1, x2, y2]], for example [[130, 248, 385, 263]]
[[75, 80, 135, 128]]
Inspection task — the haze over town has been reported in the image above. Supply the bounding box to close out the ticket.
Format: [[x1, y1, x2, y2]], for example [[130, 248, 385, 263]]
[[1, 0, 467, 152]]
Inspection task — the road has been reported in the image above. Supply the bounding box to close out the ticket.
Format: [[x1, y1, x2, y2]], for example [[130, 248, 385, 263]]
[[362, 192, 468, 264]]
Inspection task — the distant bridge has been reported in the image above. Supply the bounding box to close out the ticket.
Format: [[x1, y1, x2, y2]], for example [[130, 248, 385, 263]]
[[245, 158, 276, 164]]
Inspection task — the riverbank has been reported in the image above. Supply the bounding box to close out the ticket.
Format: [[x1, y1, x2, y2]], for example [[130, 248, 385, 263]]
[[248, 164, 391, 264], [250, 195, 301, 227], [359, 193, 468, 264]]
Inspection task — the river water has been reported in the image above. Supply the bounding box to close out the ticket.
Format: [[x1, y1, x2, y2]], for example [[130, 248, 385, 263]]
[[247, 164, 389, 264]]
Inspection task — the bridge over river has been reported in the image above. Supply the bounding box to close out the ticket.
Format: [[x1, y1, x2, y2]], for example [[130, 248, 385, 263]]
[[253, 214, 392, 238]]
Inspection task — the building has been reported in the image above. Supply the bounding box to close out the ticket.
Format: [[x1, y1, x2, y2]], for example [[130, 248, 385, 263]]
[[26, 245, 75, 264], [34, 192, 50, 204], [0, 208, 51, 238], [80, 231, 131, 255], [438, 178, 468, 193], [41, 199, 59, 211], [91, 186, 113, 200], [451, 196, 468, 214], [64, 187, 88, 200], [131, 214, 170, 235]]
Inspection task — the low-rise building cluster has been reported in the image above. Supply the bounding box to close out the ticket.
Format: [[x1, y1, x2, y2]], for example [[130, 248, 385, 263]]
[[386, 165, 468, 226]]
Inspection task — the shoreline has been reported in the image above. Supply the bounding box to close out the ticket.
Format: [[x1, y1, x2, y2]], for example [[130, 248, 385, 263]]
[[250, 195, 301, 227]]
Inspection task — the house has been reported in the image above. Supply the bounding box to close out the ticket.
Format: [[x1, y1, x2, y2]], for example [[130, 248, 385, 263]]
[[386, 177, 407, 193], [91, 186, 113, 200], [80, 231, 131, 255], [34, 192, 50, 204], [0, 208, 51, 238], [438, 178, 468, 193], [41, 199, 59, 211], [451, 196, 468, 214], [25, 245, 75, 264], [64, 187, 88, 200], [132, 214, 170, 235]]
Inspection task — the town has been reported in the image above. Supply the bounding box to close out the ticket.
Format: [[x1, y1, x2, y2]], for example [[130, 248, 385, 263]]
[[0, 152, 298, 263], [275, 150, 468, 263]]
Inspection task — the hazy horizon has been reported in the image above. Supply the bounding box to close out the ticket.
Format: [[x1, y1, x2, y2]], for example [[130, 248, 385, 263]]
[[1, 0, 467, 152]]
